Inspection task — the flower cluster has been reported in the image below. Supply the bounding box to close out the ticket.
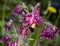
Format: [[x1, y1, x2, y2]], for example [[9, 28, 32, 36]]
[[3, 2, 58, 46]]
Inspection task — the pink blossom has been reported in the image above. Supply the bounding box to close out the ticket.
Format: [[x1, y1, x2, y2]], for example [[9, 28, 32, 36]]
[[12, 5, 23, 16], [40, 24, 58, 40], [2, 35, 10, 43], [18, 26, 30, 37], [25, 9, 40, 26], [5, 22, 12, 31]]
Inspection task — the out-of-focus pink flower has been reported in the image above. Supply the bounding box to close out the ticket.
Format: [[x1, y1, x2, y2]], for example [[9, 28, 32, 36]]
[[40, 24, 58, 40], [20, 3, 45, 27], [12, 5, 23, 16], [25, 9, 40, 26], [5, 22, 12, 31], [6, 41, 20, 46], [2, 35, 10, 43], [18, 26, 30, 37]]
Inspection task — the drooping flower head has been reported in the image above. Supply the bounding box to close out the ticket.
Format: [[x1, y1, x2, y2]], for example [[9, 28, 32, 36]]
[[19, 2, 45, 28], [12, 5, 23, 16], [40, 23, 58, 40], [2, 35, 10, 43], [24, 6, 40, 27], [5, 20, 13, 31], [18, 26, 30, 37]]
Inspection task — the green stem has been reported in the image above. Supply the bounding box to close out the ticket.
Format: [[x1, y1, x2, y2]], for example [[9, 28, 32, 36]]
[[33, 24, 45, 46], [54, 10, 60, 26], [2, 0, 8, 46], [46, 13, 51, 20], [2, 0, 8, 35], [13, 23, 19, 37], [24, 9, 29, 13]]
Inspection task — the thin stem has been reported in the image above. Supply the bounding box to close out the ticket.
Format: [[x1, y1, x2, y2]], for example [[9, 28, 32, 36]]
[[46, 13, 51, 20], [2, 0, 8, 35], [2, 0, 8, 46], [54, 10, 60, 26], [13, 23, 21, 45], [24, 9, 29, 13], [12, 23, 19, 36], [48, 0, 51, 7]]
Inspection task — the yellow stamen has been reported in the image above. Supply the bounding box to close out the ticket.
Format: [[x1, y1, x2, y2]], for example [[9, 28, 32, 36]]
[[31, 23, 36, 28]]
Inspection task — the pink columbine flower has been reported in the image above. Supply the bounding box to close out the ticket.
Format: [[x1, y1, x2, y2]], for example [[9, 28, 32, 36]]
[[12, 5, 23, 16], [25, 8, 40, 26], [20, 3, 44, 27], [18, 26, 30, 37], [40, 24, 58, 40], [2, 35, 10, 43]]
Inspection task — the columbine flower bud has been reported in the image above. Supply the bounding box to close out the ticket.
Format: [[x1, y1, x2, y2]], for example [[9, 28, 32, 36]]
[[5, 20, 13, 31], [5, 21, 12, 31], [12, 5, 23, 16], [2, 35, 10, 43]]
